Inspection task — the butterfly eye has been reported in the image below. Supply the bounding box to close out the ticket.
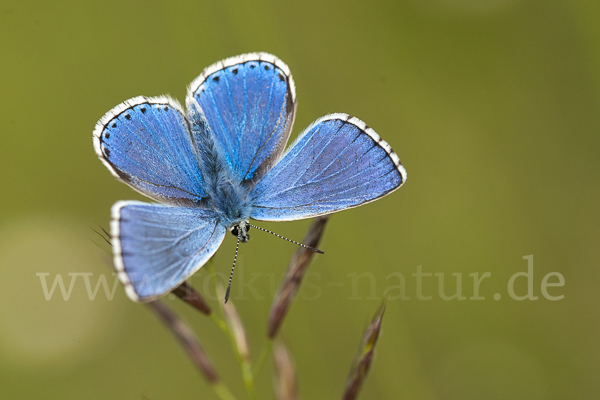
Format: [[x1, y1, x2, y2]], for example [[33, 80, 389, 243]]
[[230, 223, 251, 238]]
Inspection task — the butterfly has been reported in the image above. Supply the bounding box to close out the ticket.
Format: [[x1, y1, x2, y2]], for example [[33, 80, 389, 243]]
[[93, 53, 407, 303]]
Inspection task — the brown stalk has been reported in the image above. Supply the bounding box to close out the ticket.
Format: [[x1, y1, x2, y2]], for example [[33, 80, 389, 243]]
[[172, 281, 212, 315], [273, 340, 299, 400], [146, 300, 219, 384], [342, 300, 387, 400], [221, 289, 250, 363], [267, 215, 330, 339]]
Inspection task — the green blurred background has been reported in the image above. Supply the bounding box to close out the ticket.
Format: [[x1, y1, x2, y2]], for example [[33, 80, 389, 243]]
[[1, 0, 599, 398]]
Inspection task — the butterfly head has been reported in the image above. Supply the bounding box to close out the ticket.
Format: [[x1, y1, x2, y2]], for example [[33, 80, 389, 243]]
[[229, 220, 250, 242]]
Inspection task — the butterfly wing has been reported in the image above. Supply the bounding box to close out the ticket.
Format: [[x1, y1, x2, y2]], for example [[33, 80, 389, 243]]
[[187, 53, 296, 186], [250, 114, 407, 221], [111, 201, 226, 302], [93, 96, 207, 207]]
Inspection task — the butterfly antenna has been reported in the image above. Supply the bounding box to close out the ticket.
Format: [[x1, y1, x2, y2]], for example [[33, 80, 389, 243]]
[[224, 232, 241, 303], [249, 224, 324, 254]]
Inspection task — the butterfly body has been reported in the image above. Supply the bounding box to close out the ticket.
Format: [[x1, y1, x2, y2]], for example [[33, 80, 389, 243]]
[[94, 53, 406, 302], [188, 99, 253, 237]]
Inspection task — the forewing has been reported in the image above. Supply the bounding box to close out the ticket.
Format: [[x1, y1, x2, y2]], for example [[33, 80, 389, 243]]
[[111, 201, 226, 302], [93, 96, 206, 207], [187, 53, 296, 185], [250, 114, 407, 221]]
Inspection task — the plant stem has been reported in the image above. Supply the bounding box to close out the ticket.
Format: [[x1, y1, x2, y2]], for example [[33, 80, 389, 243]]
[[252, 340, 273, 378], [240, 362, 255, 400], [212, 382, 237, 400], [208, 264, 256, 400], [146, 300, 237, 400]]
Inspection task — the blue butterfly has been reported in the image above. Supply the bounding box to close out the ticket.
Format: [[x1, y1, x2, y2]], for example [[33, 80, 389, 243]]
[[93, 53, 407, 303]]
